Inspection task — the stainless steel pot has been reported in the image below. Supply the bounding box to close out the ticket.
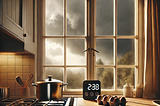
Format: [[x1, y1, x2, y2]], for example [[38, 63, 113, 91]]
[[0, 87, 10, 99], [32, 75, 67, 100]]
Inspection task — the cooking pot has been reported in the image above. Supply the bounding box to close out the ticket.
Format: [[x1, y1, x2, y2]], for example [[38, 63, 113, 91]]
[[32, 75, 68, 100], [0, 87, 10, 99]]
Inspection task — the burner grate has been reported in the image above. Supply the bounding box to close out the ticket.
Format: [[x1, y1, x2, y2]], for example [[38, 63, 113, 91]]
[[0, 97, 75, 106], [32, 97, 69, 106]]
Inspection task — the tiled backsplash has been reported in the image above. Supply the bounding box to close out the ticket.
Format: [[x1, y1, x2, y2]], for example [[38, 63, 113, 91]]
[[0, 53, 35, 97]]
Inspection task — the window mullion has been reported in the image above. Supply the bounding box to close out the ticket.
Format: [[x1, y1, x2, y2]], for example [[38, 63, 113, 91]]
[[114, 0, 117, 91], [88, 0, 96, 80], [64, 0, 67, 90]]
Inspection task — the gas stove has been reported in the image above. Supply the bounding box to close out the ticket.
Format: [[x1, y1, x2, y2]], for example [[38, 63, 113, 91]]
[[0, 97, 77, 106]]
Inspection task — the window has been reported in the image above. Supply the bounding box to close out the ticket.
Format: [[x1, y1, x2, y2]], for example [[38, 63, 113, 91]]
[[44, 0, 138, 94]]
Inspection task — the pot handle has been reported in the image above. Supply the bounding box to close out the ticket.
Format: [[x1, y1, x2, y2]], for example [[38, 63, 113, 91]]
[[32, 83, 38, 87], [60, 83, 68, 87]]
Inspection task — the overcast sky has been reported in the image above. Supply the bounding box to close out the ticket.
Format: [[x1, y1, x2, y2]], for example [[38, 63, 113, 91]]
[[45, 0, 135, 65]]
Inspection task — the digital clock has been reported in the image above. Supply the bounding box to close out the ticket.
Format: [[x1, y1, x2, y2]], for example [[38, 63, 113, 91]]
[[83, 80, 101, 100]]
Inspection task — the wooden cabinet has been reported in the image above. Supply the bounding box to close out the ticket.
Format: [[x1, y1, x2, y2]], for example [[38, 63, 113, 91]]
[[0, 0, 23, 41], [0, 0, 37, 54], [23, 0, 37, 54]]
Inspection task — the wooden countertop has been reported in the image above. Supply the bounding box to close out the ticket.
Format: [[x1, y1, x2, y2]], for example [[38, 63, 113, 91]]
[[76, 98, 157, 106]]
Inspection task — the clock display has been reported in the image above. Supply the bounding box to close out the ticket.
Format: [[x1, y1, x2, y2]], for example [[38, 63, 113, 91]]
[[83, 80, 101, 100], [87, 84, 99, 90]]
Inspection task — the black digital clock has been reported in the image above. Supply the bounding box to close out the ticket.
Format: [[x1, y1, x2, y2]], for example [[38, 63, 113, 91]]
[[83, 80, 101, 100]]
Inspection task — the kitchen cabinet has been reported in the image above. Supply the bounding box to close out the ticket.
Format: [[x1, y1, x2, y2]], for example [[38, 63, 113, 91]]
[[22, 0, 37, 54], [0, 0, 37, 54], [0, 0, 23, 41]]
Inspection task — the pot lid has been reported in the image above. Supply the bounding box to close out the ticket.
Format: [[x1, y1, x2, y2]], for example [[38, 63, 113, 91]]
[[36, 75, 63, 84]]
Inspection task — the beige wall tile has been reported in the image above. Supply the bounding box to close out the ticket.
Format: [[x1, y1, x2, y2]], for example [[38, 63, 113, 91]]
[[29, 57, 35, 65], [1, 66, 8, 73], [16, 66, 22, 73], [10, 88, 16, 97], [16, 58, 22, 66], [7, 54, 15, 58], [0, 54, 7, 58], [23, 66, 30, 73], [16, 55, 22, 59], [30, 66, 35, 73], [8, 58, 15, 66], [1, 73, 7, 79], [1, 80, 8, 87], [0, 54, 35, 98], [8, 80, 16, 88], [22, 73, 30, 80], [0, 59, 7, 65], [23, 55, 30, 58], [23, 58, 30, 66], [8, 73, 16, 80], [8, 66, 15, 73]]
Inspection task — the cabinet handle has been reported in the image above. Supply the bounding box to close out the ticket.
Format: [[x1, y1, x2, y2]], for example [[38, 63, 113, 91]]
[[23, 34, 27, 37]]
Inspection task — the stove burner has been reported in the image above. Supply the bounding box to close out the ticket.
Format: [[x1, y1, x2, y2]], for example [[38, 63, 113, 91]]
[[31, 97, 69, 106], [0, 97, 76, 106]]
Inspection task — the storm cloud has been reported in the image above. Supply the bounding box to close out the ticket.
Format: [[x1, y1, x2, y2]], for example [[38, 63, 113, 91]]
[[45, 0, 135, 63]]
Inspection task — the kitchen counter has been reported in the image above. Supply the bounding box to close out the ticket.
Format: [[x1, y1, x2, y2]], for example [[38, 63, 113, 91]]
[[76, 98, 157, 106]]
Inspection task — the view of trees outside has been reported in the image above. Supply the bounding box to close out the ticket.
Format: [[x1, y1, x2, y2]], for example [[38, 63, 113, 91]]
[[44, 51, 135, 89], [117, 68, 135, 89], [67, 67, 85, 89], [96, 51, 135, 89], [96, 67, 114, 89], [117, 51, 135, 88]]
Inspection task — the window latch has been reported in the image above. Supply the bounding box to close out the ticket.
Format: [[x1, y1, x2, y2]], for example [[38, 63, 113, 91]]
[[83, 48, 99, 56]]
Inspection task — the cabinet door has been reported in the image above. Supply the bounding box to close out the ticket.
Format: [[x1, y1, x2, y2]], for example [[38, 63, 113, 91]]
[[23, 0, 36, 54], [2, 0, 23, 41], [23, 0, 34, 42]]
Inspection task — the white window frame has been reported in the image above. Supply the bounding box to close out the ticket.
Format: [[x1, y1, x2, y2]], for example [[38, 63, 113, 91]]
[[37, 0, 144, 95], [88, 0, 140, 95]]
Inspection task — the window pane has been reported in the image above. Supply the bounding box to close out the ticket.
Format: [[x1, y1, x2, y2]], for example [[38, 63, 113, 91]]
[[45, 38, 64, 65], [117, 68, 135, 89], [44, 67, 63, 81], [96, 0, 113, 36], [96, 39, 114, 65], [96, 67, 114, 89], [117, 39, 135, 65], [67, 67, 86, 89], [117, 0, 134, 35], [66, 39, 86, 65], [67, 0, 85, 36], [45, 0, 63, 36]]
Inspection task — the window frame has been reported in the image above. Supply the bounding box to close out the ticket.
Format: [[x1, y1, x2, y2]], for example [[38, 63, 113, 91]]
[[90, 0, 139, 94], [37, 0, 144, 95]]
